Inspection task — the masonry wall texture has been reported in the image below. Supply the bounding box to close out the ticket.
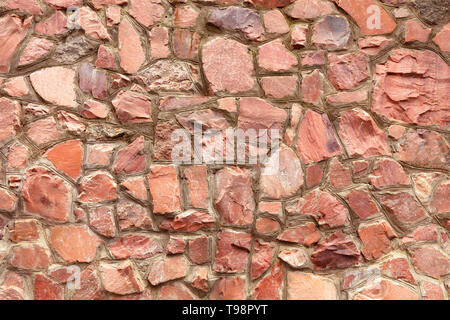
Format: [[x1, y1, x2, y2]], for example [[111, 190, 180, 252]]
[[0, 0, 449, 300]]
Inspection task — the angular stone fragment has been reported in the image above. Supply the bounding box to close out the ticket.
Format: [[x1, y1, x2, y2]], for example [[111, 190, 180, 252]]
[[9, 244, 50, 270], [328, 53, 369, 90], [264, 9, 289, 34], [112, 90, 152, 124], [311, 231, 360, 269], [159, 282, 196, 300], [379, 192, 426, 226], [421, 281, 444, 300], [278, 249, 307, 269], [148, 165, 181, 214], [0, 98, 20, 145], [372, 49, 450, 127], [239, 97, 287, 134], [405, 20, 431, 43], [117, 199, 152, 231], [287, 0, 334, 19], [129, 0, 164, 27], [312, 15, 351, 51], [53, 35, 96, 64], [430, 181, 450, 214], [412, 247, 450, 279], [78, 172, 117, 203], [254, 261, 284, 300], [35, 11, 67, 35], [167, 236, 185, 255], [114, 136, 146, 174], [306, 165, 322, 187], [369, 159, 408, 188], [208, 6, 264, 41], [345, 189, 378, 220], [433, 23, 450, 52], [176, 109, 229, 132], [0, 14, 32, 72], [149, 27, 170, 59], [353, 279, 418, 300], [287, 272, 338, 300], [95, 45, 115, 69], [2, 77, 28, 97], [91, 0, 127, 9], [381, 258, 415, 284], [332, 0, 397, 35], [50, 225, 101, 263], [160, 210, 215, 232], [249, 0, 294, 8], [44, 140, 83, 180], [301, 70, 323, 104], [215, 167, 255, 226], [71, 266, 104, 300], [184, 166, 208, 209], [4, 0, 43, 15], [87, 144, 114, 167], [174, 6, 199, 27], [22, 167, 72, 222], [148, 256, 188, 285], [358, 222, 395, 260], [0, 271, 25, 300], [255, 217, 280, 235], [213, 231, 251, 273], [9, 220, 39, 242], [261, 76, 298, 99], [210, 277, 246, 300], [277, 223, 320, 246], [258, 39, 297, 72], [89, 206, 116, 237], [189, 237, 209, 264], [19, 38, 54, 66], [338, 108, 390, 158], [101, 261, 144, 295], [118, 18, 145, 74], [80, 6, 109, 40], [358, 36, 394, 55], [109, 235, 162, 259], [326, 89, 368, 106], [413, 0, 450, 25], [251, 240, 274, 279], [27, 117, 60, 145], [172, 29, 200, 60], [34, 274, 63, 300], [301, 51, 326, 66]]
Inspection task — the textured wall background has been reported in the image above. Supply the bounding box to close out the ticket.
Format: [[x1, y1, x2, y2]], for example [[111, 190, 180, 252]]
[[0, 0, 449, 300]]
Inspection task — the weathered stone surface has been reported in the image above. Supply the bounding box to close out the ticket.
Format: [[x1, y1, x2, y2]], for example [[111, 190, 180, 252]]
[[160, 210, 215, 232], [117, 199, 153, 231], [184, 166, 208, 209], [333, 0, 397, 35], [78, 172, 117, 203], [433, 23, 450, 52], [277, 223, 320, 246], [167, 236, 186, 255], [159, 282, 196, 300], [413, 0, 450, 25], [176, 109, 229, 132], [345, 189, 378, 220], [264, 9, 289, 34], [160, 96, 210, 111], [114, 136, 146, 174], [0, 98, 20, 144], [149, 27, 170, 59], [89, 206, 116, 237], [215, 167, 255, 225], [353, 279, 418, 300], [9, 244, 50, 270], [329, 158, 351, 189], [251, 240, 274, 279], [379, 192, 427, 226], [402, 225, 439, 244], [2, 77, 29, 97], [112, 90, 152, 124], [370, 159, 408, 188], [430, 181, 450, 214], [421, 281, 445, 300], [381, 257, 415, 284], [91, 0, 127, 9], [148, 165, 181, 214], [249, 0, 294, 9], [254, 261, 283, 300], [338, 108, 390, 158], [210, 277, 245, 300], [278, 248, 307, 269], [258, 39, 297, 72], [328, 53, 369, 90], [287, 272, 338, 300], [19, 38, 53, 66], [120, 177, 148, 202], [189, 237, 210, 265], [53, 35, 96, 64], [372, 49, 450, 127], [34, 274, 63, 300], [312, 16, 351, 51], [255, 217, 280, 234], [80, 6, 109, 40], [311, 231, 360, 269], [72, 266, 104, 300], [4, 0, 43, 15], [50, 225, 101, 263], [79, 63, 107, 100], [0, 271, 25, 300], [405, 20, 431, 43], [109, 235, 162, 259], [152, 120, 184, 161], [358, 222, 395, 260], [174, 6, 199, 27], [358, 36, 394, 55], [101, 261, 144, 295], [412, 247, 450, 279], [22, 167, 71, 222], [306, 165, 323, 187], [287, 0, 334, 19], [118, 18, 145, 74], [35, 11, 67, 35], [129, 0, 164, 27], [261, 76, 297, 99], [239, 97, 287, 133], [172, 29, 200, 60], [95, 45, 115, 69], [44, 140, 83, 180], [326, 89, 368, 106], [213, 231, 251, 273], [27, 117, 60, 145], [208, 6, 264, 41], [9, 220, 39, 242], [148, 256, 188, 285], [87, 144, 115, 167]]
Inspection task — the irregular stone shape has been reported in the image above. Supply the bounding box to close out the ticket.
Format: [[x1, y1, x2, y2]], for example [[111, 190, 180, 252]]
[[117, 199, 152, 231], [79, 6, 109, 40], [9, 220, 39, 242], [208, 6, 264, 41], [160, 210, 214, 232], [301, 70, 323, 104], [167, 236, 186, 254], [433, 23, 450, 52], [8, 143, 28, 169], [95, 45, 115, 69], [261, 75, 298, 99], [251, 240, 274, 279], [2, 77, 28, 97], [0, 187, 17, 213], [297, 110, 342, 163], [50, 225, 100, 263], [249, 0, 293, 8], [87, 144, 114, 167], [9, 244, 50, 270], [301, 51, 327, 66], [89, 207, 116, 237], [402, 225, 439, 244], [387, 125, 406, 140], [129, 0, 164, 27], [159, 96, 210, 111], [79, 63, 107, 100], [202, 38, 255, 94], [411, 173, 443, 203], [137, 60, 201, 93], [254, 261, 284, 300], [215, 167, 255, 226], [44, 0, 80, 8], [172, 29, 200, 60], [210, 277, 246, 300], [287, 272, 337, 300], [379, 192, 426, 226], [277, 222, 320, 246], [345, 190, 378, 220], [372, 49, 450, 127], [358, 222, 395, 260], [148, 256, 188, 285], [118, 18, 145, 74], [91, 0, 127, 9], [30, 67, 77, 108], [34, 274, 63, 300], [188, 237, 209, 264], [57, 110, 86, 135], [239, 97, 287, 134], [357, 36, 394, 55], [338, 108, 390, 158], [114, 136, 146, 174], [22, 167, 72, 222], [278, 249, 307, 269], [312, 15, 351, 51], [152, 120, 184, 161], [329, 158, 351, 189], [328, 53, 369, 90], [101, 261, 144, 295], [120, 177, 148, 201], [405, 20, 431, 43], [149, 27, 170, 59], [78, 172, 117, 203], [287, 189, 349, 228], [306, 165, 323, 187], [82, 100, 109, 119], [53, 35, 96, 64], [176, 109, 229, 132], [258, 39, 297, 71], [413, 0, 450, 24], [353, 279, 418, 300], [174, 6, 199, 27], [430, 181, 450, 214], [261, 145, 303, 199], [0, 14, 32, 72], [27, 117, 60, 145], [213, 231, 251, 273], [311, 231, 360, 269], [4, 0, 43, 14], [72, 266, 104, 300], [0, 271, 25, 300], [35, 11, 67, 35], [184, 166, 208, 209], [287, 0, 334, 19], [112, 90, 152, 124], [148, 165, 181, 214], [108, 235, 162, 259], [18, 38, 53, 66], [370, 159, 408, 188], [332, 0, 397, 35], [44, 140, 83, 180], [159, 282, 196, 300], [412, 247, 450, 279], [394, 129, 449, 170], [327, 89, 368, 106], [381, 258, 415, 284], [0, 98, 20, 143], [255, 217, 280, 234], [264, 9, 289, 34]]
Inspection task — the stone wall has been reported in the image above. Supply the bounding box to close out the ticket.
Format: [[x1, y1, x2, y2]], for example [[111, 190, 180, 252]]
[[0, 0, 449, 300]]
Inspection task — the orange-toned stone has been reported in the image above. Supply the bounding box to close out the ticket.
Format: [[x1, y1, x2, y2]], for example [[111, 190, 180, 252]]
[[109, 235, 162, 260], [353, 279, 418, 300], [112, 90, 152, 124], [118, 18, 146, 74], [167, 236, 186, 255], [412, 247, 450, 279], [0, 98, 21, 143], [9, 220, 39, 242], [213, 231, 251, 273], [381, 257, 415, 284], [0, 187, 18, 212], [82, 100, 109, 119], [114, 136, 146, 174], [78, 172, 117, 203], [329, 158, 351, 189], [345, 189, 378, 220], [0, 271, 25, 300], [184, 165, 208, 209], [251, 240, 274, 279], [174, 6, 199, 27], [148, 165, 181, 214], [4, 0, 43, 15], [34, 274, 63, 300], [358, 222, 395, 260], [95, 45, 115, 69], [258, 39, 297, 72], [148, 256, 188, 285], [379, 192, 426, 226], [264, 9, 289, 34], [430, 181, 450, 214], [129, 0, 164, 27], [159, 282, 196, 300], [189, 267, 209, 292], [91, 0, 127, 9], [86, 144, 115, 167], [9, 244, 50, 270], [72, 266, 104, 300], [388, 125, 406, 139], [433, 23, 450, 52], [278, 249, 307, 269], [117, 199, 153, 231], [370, 159, 408, 188], [89, 206, 116, 237], [106, 6, 121, 26], [44, 140, 83, 180], [358, 36, 394, 55], [287, 272, 337, 300], [101, 261, 144, 295], [405, 20, 431, 42], [328, 53, 369, 90], [255, 217, 280, 234], [159, 210, 215, 232], [254, 261, 284, 300], [311, 231, 360, 269], [188, 237, 210, 264], [120, 177, 148, 201], [420, 281, 444, 300], [210, 277, 246, 300], [287, 0, 334, 19], [277, 222, 320, 246]]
